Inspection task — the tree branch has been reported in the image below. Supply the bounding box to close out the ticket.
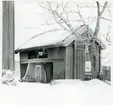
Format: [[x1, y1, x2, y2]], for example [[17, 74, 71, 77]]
[[100, 1, 108, 16], [47, 1, 74, 33], [96, 1, 100, 16], [93, 1, 108, 37]]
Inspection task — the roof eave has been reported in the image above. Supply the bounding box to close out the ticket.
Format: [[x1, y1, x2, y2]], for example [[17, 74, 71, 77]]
[[15, 44, 66, 54], [96, 38, 106, 50]]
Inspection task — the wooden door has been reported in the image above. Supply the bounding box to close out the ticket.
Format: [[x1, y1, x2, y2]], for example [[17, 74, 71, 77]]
[[35, 65, 41, 82]]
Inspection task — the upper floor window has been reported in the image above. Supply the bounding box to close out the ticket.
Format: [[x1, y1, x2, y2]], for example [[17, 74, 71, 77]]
[[38, 49, 48, 58], [28, 50, 37, 59]]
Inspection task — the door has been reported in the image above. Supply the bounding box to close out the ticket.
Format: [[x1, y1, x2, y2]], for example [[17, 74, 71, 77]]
[[35, 65, 41, 82]]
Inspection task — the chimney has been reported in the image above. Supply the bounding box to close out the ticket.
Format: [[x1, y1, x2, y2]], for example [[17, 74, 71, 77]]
[[2, 1, 15, 70]]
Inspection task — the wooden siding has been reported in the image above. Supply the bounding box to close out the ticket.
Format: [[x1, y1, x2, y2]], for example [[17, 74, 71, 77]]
[[19, 39, 102, 81], [65, 45, 74, 79], [20, 52, 28, 61], [96, 44, 100, 73], [20, 47, 65, 62], [45, 62, 53, 82], [76, 42, 85, 80], [99, 46, 101, 72], [20, 58, 64, 64], [73, 41, 76, 79], [76, 50, 85, 80], [48, 47, 65, 59], [53, 61, 65, 79]]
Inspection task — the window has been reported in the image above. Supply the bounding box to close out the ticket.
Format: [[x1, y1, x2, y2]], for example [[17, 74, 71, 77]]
[[38, 49, 48, 58], [28, 50, 37, 59]]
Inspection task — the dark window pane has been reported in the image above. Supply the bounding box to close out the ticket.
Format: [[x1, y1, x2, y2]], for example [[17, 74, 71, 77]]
[[28, 50, 37, 59]]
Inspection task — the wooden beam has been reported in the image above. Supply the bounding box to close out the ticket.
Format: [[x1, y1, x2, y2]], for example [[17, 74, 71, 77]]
[[20, 58, 64, 64], [74, 41, 77, 79]]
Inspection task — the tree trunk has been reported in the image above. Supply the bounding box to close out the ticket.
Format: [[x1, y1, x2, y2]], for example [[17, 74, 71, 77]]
[[91, 1, 108, 78]]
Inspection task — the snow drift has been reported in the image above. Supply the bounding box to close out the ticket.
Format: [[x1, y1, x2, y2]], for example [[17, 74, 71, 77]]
[[1, 69, 17, 86], [0, 79, 112, 105]]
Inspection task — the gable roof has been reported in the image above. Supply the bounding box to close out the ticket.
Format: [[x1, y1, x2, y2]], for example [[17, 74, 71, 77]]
[[15, 25, 106, 53]]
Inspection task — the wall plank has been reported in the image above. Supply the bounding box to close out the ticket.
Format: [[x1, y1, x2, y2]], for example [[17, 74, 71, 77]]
[[65, 45, 74, 79], [53, 61, 65, 79], [76, 41, 85, 80]]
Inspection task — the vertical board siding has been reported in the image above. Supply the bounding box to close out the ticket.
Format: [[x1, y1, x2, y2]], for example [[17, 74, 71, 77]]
[[48, 47, 65, 59], [53, 61, 65, 79], [99, 46, 101, 72], [96, 45, 100, 72], [65, 45, 73, 79], [76, 50, 85, 80], [20, 52, 28, 61], [76, 41, 85, 80], [74, 42, 76, 79], [48, 48, 54, 59], [45, 62, 53, 82]]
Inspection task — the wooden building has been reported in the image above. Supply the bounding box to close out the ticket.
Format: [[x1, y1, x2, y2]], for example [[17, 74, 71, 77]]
[[15, 25, 106, 82]]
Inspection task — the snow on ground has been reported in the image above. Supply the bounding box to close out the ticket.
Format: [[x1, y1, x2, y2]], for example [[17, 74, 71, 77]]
[[0, 79, 112, 105]]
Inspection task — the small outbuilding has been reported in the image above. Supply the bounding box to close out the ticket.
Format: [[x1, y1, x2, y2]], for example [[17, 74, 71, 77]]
[[15, 25, 106, 82]]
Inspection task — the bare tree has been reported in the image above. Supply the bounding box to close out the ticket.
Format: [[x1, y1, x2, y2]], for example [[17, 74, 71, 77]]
[[38, 1, 111, 74], [90, 1, 109, 76]]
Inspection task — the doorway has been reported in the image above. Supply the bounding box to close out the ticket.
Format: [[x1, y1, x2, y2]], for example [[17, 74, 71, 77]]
[[35, 65, 42, 82], [45, 62, 53, 82], [35, 62, 53, 83]]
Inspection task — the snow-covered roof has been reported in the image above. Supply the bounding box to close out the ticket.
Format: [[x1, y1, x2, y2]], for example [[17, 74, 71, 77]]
[[15, 25, 106, 53]]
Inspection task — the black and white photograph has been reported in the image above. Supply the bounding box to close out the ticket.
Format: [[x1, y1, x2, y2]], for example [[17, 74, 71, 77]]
[[0, 0, 112, 105]]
